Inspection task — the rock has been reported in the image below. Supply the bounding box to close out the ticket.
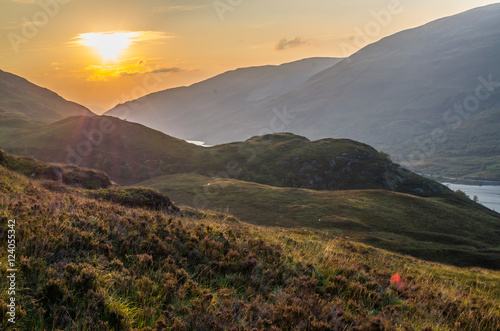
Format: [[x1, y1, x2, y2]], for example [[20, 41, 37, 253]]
[[413, 188, 425, 195], [42, 166, 64, 183]]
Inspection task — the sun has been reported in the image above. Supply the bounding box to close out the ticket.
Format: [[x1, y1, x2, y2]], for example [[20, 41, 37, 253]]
[[77, 32, 137, 62]]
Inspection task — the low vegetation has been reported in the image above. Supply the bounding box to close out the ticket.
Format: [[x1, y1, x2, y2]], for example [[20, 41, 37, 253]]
[[139, 173, 500, 269], [1, 163, 500, 330], [86, 187, 179, 212], [0, 148, 112, 189], [0, 116, 455, 199]]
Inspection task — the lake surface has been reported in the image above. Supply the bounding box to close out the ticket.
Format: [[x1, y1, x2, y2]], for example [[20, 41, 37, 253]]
[[186, 140, 213, 147], [443, 183, 500, 211]]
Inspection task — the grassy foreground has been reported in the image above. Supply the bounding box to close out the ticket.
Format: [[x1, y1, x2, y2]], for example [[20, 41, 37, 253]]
[[139, 174, 500, 270], [1, 163, 500, 329]]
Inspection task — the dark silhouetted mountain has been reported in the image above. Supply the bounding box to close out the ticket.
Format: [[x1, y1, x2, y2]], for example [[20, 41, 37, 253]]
[[0, 69, 94, 122]]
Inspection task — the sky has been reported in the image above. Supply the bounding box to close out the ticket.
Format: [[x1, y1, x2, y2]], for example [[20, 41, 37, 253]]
[[1, 0, 499, 113]]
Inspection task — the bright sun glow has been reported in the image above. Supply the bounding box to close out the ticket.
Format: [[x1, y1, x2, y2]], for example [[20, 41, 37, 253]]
[[77, 32, 138, 61]]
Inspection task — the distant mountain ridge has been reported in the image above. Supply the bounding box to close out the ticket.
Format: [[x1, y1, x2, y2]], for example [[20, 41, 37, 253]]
[[105, 4, 500, 181], [262, 4, 500, 176], [0, 69, 93, 122], [105, 57, 342, 141]]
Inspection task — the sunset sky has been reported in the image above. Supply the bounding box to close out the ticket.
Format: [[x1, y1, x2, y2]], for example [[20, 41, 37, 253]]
[[1, 0, 499, 113]]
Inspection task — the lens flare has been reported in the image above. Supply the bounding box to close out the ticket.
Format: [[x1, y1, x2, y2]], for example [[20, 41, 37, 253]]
[[390, 273, 403, 285]]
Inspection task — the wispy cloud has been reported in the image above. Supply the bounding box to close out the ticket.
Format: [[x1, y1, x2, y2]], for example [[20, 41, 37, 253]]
[[71, 31, 173, 46], [133, 31, 173, 42], [275, 37, 309, 51], [150, 67, 181, 74], [119, 67, 182, 77], [81, 59, 183, 81]]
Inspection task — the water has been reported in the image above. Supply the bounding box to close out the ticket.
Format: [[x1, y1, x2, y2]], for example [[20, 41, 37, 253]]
[[186, 140, 213, 147], [443, 183, 500, 211]]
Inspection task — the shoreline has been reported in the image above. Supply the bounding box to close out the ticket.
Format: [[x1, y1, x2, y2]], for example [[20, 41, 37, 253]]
[[421, 174, 500, 186]]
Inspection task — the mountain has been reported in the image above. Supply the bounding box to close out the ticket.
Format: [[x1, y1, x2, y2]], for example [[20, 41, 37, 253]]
[[0, 115, 456, 199], [105, 57, 342, 142], [139, 173, 500, 269], [104, 4, 500, 181], [0, 69, 93, 122], [1, 152, 500, 329], [261, 3, 500, 180]]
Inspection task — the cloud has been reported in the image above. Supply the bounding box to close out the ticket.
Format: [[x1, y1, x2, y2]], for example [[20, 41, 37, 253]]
[[72, 31, 173, 47], [133, 31, 173, 42], [50, 62, 65, 71], [81, 59, 184, 81], [150, 67, 181, 74], [275, 37, 309, 51], [119, 67, 182, 77]]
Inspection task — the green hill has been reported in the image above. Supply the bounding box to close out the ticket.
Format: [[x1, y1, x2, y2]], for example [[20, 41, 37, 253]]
[[1, 155, 500, 330], [138, 173, 500, 269], [0, 115, 455, 199], [0, 115, 202, 185]]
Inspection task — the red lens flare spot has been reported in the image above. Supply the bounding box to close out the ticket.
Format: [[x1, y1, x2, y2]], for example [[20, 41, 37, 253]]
[[390, 273, 402, 285]]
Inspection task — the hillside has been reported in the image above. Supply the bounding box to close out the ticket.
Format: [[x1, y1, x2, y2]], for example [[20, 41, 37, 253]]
[[0, 70, 93, 123], [1, 157, 500, 329], [0, 116, 455, 198], [0, 115, 202, 184], [139, 173, 500, 269], [260, 3, 500, 181], [201, 132, 454, 198], [102, 4, 500, 181], [105, 57, 342, 142]]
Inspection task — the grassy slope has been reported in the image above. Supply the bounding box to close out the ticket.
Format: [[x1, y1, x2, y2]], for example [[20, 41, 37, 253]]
[[0, 116, 456, 199], [0, 115, 203, 185], [203, 133, 453, 197], [139, 173, 500, 269], [0, 69, 93, 123], [1, 165, 500, 330]]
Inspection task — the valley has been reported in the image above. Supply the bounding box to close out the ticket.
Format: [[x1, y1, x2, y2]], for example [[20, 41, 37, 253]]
[[104, 4, 500, 182], [1, 2, 500, 329]]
